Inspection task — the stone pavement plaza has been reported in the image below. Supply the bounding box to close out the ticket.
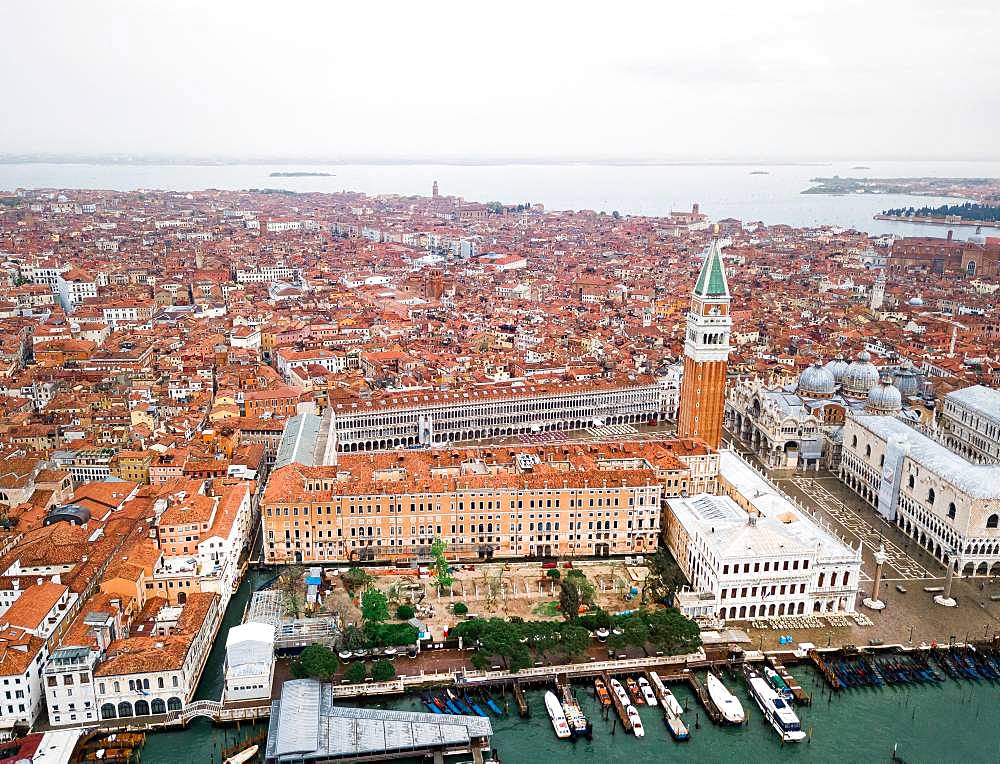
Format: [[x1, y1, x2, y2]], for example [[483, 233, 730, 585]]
[[754, 470, 1000, 649]]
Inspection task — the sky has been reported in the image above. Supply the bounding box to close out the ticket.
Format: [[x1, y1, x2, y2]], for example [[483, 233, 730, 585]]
[[2, 1, 998, 161]]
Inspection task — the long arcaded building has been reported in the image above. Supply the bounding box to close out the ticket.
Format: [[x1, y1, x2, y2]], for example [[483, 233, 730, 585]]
[[262, 439, 716, 564], [313, 376, 675, 453]]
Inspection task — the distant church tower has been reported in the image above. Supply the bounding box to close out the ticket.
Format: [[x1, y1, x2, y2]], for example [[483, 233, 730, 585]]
[[676, 239, 732, 449], [432, 180, 439, 198], [870, 268, 886, 312]]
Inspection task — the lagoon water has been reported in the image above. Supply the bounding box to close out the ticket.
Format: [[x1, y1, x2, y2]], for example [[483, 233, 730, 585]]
[[139, 577, 1000, 764], [2, 160, 999, 236]]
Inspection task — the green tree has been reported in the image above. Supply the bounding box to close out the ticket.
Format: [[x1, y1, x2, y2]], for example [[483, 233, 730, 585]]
[[344, 661, 367, 683], [642, 548, 687, 606], [371, 659, 396, 682], [624, 616, 650, 655], [396, 604, 415, 620], [341, 623, 366, 650], [431, 537, 453, 590], [559, 578, 581, 621], [546, 568, 561, 580], [647, 607, 702, 655], [343, 567, 373, 591], [291, 644, 339, 680], [566, 569, 596, 606], [453, 601, 468, 615], [361, 587, 390, 624], [557, 623, 591, 662]]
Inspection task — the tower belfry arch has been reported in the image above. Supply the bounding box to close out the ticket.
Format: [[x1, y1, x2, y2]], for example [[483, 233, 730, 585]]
[[676, 238, 732, 449]]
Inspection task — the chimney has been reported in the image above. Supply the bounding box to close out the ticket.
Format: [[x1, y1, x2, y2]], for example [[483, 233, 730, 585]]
[[947, 230, 953, 241]]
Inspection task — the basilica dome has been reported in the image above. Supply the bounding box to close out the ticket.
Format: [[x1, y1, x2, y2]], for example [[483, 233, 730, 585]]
[[824, 355, 849, 384], [892, 362, 920, 399], [798, 362, 836, 397], [865, 377, 903, 414], [842, 350, 880, 397]]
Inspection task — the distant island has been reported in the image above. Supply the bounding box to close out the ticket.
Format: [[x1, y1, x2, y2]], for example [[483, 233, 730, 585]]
[[851, 165, 870, 170], [749, 170, 770, 175], [269, 171, 334, 177], [876, 201, 1000, 227], [803, 175, 999, 200]]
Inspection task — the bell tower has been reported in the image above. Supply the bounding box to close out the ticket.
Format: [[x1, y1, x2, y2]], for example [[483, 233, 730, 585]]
[[870, 268, 886, 312], [676, 239, 731, 449]]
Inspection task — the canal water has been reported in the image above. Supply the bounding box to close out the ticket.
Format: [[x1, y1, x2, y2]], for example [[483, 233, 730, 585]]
[[141, 574, 1000, 763]]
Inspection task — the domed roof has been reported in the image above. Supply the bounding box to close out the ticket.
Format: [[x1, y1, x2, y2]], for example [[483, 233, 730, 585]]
[[892, 362, 920, 398], [824, 355, 849, 383], [842, 351, 880, 396], [798, 362, 836, 397], [908, 295, 924, 306], [865, 378, 902, 413]]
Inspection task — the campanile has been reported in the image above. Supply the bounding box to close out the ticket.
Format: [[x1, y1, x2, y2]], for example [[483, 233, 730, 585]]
[[676, 239, 731, 449]]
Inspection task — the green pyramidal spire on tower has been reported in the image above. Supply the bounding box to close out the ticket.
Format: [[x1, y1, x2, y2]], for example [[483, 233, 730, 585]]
[[693, 239, 730, 298]]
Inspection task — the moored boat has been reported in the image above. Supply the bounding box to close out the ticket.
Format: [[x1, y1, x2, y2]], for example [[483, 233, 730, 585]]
[[764, 667, 793, 700], [625, 676, 645, 705], [638, 676, 658, 706], [706, 672, 745, 724], [626, 704, 645, 737], [610, 678, 631, 708], [746, 669, 806, 743], [544, 691, 572, 739], [223, 745, 259, 764], [594, 678, 612, 707], [649, 672, 685, 717], [560, 687, 591, 738]]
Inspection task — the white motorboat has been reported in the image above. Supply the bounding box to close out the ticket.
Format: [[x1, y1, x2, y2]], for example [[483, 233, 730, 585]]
[[638, 676, 658, 707], [746, 670, 806, 742], [706, 672, 745, 724], [544, 690, 572, 739], [649, 672, 685, 717], [626, 704, 645, 737], [609, 678, 631, 708], [224, 745, 259, 764]]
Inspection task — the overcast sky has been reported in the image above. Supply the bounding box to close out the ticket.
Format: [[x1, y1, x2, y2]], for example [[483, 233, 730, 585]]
[[3, 1, 997, 160]]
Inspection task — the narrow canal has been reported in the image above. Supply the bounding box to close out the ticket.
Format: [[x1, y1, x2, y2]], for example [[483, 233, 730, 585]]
[[140, 574, 1000, 763]]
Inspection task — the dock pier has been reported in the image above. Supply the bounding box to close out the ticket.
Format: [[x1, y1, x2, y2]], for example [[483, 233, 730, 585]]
[[513, 681, 530, 718], [808, 649, 842, 690], [684, 672, 723, 725], [767, 657, 812, 706], [606, 674, 633, 733]]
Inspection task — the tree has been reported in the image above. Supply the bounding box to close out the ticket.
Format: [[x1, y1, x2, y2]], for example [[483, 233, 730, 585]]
[[453, 601, 468, 616], [361, 587, 390, 624], [647, 608, 702, 655], [291, 644, 339, 680], [341, 623, 366, 650], [642, 548, 687, 606], [559, 578, 581, 621], [396, 604, 415, 620], [557, 623, 592, 662], [611, 614, 649, 655], [431, 537, 453, 590], [566, 569, 596, 606], [281, 588, 305, 619], [343, 567, 373, 591], [546, 568, 561, 580], [344, 662, 367, 683], [371, 659, 396, 682]]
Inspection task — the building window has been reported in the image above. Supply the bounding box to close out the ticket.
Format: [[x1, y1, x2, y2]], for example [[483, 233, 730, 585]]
[[987, 514, 999, 529], [927, 489, 935, 505], [947, 502, 956, 520]]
